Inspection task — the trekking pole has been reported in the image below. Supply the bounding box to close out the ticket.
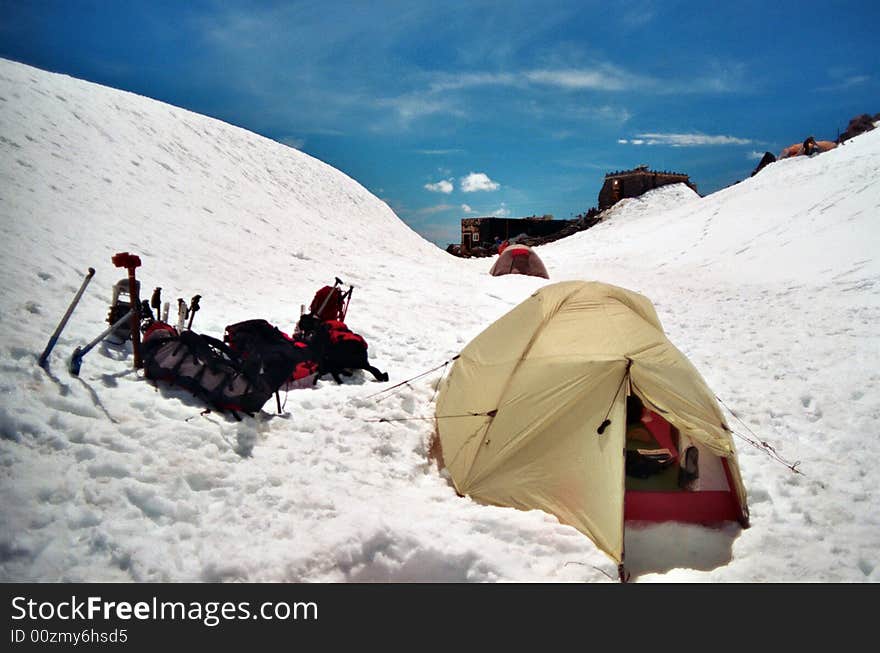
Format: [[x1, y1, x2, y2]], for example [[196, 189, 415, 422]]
[[139, 299, 153, 323], [68, 308, 134, 376], [187, 295, 201, 330], [177, 299, 188, 332], [151, 287, 162, 322], [313, 278, 343, 319], [340, 285, 354, 321], [112, 252, 143, 369], [38, 267, 96, 369], [161, 301, 170, 323]]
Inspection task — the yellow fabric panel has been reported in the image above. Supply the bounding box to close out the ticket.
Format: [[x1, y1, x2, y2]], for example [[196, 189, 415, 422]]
[[469, 362, 628, 562], [439, 358, 628, 562], [630, 359, 732, 457]]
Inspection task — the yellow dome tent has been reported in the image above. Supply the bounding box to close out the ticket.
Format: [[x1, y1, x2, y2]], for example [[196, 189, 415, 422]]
[[434, 281, 748, 572]]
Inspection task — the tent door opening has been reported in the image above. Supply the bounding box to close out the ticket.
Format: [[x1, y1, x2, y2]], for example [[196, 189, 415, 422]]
[[624, 404, 742, 524]]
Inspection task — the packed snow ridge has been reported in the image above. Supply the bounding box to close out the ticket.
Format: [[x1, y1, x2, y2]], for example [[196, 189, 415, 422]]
[[1, 58, 878, 582]]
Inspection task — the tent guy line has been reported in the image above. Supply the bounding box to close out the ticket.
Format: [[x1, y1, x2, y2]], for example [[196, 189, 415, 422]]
[[715, 395, 804, 475], [365, 410, 497, 424], [362, 356, 459, 402]]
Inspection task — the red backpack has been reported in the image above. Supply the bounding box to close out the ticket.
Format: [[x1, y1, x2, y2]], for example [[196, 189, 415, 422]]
[[309, 286, 346, 322], [297, 283, 387, 384]]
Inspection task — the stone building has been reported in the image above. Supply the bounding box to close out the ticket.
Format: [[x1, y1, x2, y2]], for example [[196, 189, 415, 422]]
[[459, 216, 574, 252], [597, 165, 697, 211]]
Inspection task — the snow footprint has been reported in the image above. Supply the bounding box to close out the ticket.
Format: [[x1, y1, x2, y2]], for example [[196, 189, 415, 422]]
[[800, 395, 823, 422]]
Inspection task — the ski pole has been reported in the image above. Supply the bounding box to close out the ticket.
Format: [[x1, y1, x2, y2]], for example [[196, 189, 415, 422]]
[[340, 285, 354, 321], [38, 267, 96, 369], [112, 252, 143, 369], [68, 308, 134, 376], [187, 295, 201, 330], [151, 287, 162, 321], [177, 298, 187, 332]]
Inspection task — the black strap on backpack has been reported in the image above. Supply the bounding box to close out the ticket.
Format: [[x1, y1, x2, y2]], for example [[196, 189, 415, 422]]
[[143, 325, 279, 418], [224, 319, 319, 410]]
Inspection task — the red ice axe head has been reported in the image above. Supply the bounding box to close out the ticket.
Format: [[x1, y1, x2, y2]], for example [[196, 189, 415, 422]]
[[112, 252, 141, 271]]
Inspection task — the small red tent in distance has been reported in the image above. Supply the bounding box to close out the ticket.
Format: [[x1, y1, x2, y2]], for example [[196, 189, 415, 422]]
[[489, 244, 549, 279]]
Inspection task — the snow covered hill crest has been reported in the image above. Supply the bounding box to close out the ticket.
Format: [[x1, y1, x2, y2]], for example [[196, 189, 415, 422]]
[[1, 59, 879, 582]]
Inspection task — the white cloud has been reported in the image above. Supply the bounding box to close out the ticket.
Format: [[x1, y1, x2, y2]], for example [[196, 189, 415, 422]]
[[417, 203, 456, 215], [620, 132, 753, 147], [428, 72, 518, 93], [424, 179, 454, 194], [818, 74, 870, 92], [595, 106, 633, 123], [461, 204, 475, 214], [524, 62, 747, 95], [747, 150, 766, 160], [489, 202, 510, 218], [840, 74, 869, 87], [520, 99, 632, 126], [281, 137, 305, 149], [417, 148, 464, 155], [378, 94, 465, 123], [460, 172, 499, 192], [526, 67, 630, 91], [423, 63, 688, 96]]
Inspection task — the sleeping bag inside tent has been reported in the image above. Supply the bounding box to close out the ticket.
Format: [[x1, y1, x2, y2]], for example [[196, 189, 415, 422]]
[[489, 244, 549, 279], [434, 281, 749, 565]]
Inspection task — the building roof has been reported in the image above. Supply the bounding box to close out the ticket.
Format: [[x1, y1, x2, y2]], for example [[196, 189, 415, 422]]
[[604, 166, 690, 179]]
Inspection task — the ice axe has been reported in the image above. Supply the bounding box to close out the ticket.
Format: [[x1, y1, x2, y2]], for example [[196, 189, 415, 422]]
[[112, 252, 143, 369], [38, 267, 95, 369], [68, 308, 135, 376]]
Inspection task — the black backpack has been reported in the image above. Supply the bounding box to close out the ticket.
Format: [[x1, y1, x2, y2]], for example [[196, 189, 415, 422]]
[[142, 322, 282, 416], [625, 448, 676, 479], [304, 319, 388, 384], [223, 319, 312, 390]]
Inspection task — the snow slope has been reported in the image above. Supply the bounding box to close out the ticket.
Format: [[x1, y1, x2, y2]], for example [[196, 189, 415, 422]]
[[1, 59, 878, 582]]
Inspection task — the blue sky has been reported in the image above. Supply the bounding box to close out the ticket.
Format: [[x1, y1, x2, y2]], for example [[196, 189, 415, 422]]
[[2, 1, 878, 246]]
